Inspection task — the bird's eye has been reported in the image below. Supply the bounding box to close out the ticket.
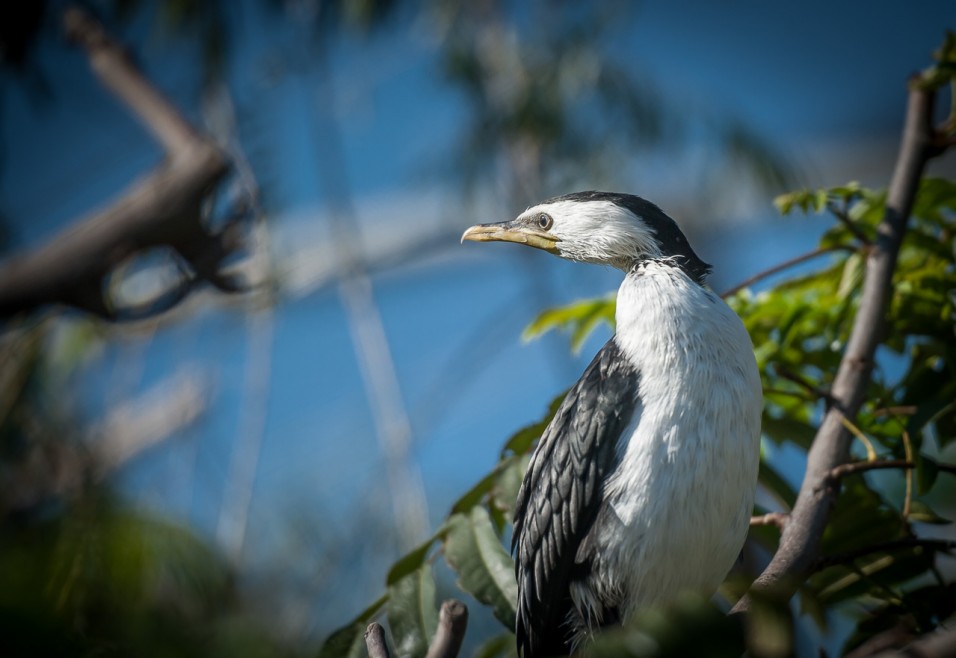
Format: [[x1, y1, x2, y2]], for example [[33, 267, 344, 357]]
[[536, 213, 553, 230]]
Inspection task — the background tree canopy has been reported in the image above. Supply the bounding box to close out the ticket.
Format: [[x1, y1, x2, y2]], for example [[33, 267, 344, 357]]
[[0, 1, 954, 657]]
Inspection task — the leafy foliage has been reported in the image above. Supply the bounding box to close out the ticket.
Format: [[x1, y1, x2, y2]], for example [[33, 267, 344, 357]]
[[321, 173, 956, 656]]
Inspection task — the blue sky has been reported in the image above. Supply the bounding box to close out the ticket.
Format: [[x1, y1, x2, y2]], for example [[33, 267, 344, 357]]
[[2, 0, 955, 646]]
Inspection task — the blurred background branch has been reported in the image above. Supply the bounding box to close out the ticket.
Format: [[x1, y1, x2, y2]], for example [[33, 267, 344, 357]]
[[0, 6, 240, 321]]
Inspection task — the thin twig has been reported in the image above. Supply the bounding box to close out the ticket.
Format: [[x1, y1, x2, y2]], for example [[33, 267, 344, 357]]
[[365, 623, 392, 658], [721, 245, 852, 298], [872, 405, 918, 417], [826, 201, 873, 247], [776, 366, 832, 404], [763, 387, 813, 402], [826, 459, 956, 481], [425, 600, 469, 658], [902, 431, 913, 520], [750, 512, 789, 529], [839, 415, 878, 462]]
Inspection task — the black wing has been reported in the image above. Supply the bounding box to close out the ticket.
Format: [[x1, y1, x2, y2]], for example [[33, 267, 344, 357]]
[[512, 338, 640, 657]]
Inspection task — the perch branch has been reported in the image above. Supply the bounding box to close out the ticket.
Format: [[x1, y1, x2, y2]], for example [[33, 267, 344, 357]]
[[0, 6, 234, 321], [733, 82, 943, 613]]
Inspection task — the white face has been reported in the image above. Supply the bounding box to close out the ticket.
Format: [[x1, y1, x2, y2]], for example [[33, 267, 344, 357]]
[[517, 199, 662, 269]]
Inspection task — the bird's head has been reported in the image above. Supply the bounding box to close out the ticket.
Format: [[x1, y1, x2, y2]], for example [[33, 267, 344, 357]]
[[462, 191, 711, 282]]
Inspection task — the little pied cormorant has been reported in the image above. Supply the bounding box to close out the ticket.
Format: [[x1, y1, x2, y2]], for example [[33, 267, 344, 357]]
[[462, 192, 763, 657]]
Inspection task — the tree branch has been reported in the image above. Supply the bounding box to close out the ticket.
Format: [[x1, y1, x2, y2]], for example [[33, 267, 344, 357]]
[[365, 623, 392, 658], [425, 600, 468, 658], [0, 6, 236, 321], [733, 83, 943, 613]]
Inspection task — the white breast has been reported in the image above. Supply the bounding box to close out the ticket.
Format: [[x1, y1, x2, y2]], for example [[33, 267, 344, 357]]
[[572, 261, 762, 627]]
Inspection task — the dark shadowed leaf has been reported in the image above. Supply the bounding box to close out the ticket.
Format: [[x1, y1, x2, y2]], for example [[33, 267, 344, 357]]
[[915, 455, 940, 495], [472, 632, 519, 658]]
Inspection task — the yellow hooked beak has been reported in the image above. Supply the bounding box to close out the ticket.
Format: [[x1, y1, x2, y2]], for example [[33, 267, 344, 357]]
[[460, 221, 561, 254]]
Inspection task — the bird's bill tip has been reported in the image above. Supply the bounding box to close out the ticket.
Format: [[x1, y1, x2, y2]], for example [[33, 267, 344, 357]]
[[461, 222, 560, 253]]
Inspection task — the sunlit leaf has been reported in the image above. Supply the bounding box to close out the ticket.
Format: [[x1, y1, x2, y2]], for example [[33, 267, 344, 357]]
[[443, 507, 518, 629], [522, 295, 616, 354], [387, 564, 439, 658]]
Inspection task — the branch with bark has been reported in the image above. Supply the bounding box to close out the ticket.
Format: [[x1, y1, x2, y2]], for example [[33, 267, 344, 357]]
[[365, 600, 469, 658], [733, 78, 951, 613], [0, 6, 244, 322]]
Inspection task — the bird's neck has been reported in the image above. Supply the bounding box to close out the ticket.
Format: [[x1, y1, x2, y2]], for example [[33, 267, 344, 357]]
[[613, 260, 718, 369]]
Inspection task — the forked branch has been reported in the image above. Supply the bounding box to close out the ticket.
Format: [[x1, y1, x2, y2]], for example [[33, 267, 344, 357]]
[[0, 7, 239, 321]]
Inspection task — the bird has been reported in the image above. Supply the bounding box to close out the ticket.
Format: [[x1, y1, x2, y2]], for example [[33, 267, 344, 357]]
[[461, 191, 763, 657]]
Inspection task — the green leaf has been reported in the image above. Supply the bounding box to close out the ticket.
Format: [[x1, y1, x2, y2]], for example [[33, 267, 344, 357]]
[[491, 454, 530, 516], [837, 251, 864, 299], [387, 536, 439, 586], [443, 507, 519, 629], [317, 594, 388, 658], [522, 295, 616, 354], [450, 468, 499, 515], [387, 564, 439, 658], [472, 633, 518, 658], [502, 392, 565, 457], [761, 414, 816, 450]]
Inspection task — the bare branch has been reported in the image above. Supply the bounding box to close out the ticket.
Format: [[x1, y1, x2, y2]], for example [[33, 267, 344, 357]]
[[826, 200, 873, 247], [425, 600, 468, 658], [733, 83, 945, 613], [750, 512, 789, 529], [826, 459, 956, 481], [365, 623, 392, 658], [0, 6, 235, 321]]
